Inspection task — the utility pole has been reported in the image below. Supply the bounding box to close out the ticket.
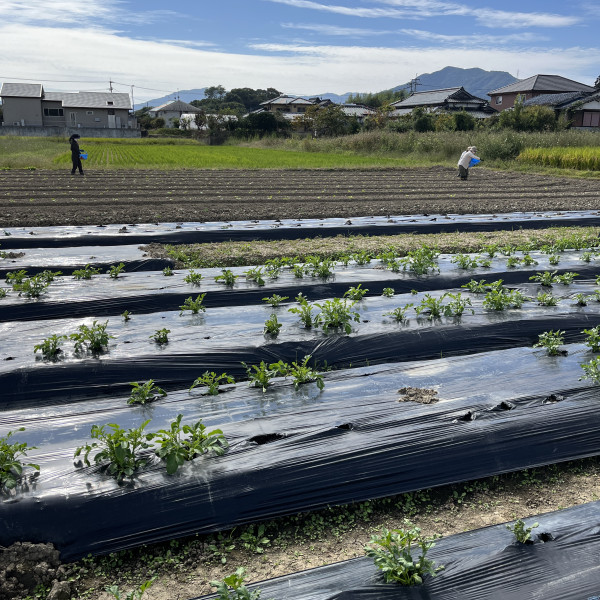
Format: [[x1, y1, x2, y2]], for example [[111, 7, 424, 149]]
[[109, 79, 113, 93], [130, 85, 135, 111], [409, 74, 421, 94]]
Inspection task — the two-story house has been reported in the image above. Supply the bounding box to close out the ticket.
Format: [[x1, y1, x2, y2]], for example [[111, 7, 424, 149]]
[[0, 82, 134, 130], [488, 75, 596, 112]]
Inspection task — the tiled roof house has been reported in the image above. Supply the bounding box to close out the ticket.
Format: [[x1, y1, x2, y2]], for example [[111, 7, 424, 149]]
[[390, 87, 494, 118], [488, 75, 596, 112]]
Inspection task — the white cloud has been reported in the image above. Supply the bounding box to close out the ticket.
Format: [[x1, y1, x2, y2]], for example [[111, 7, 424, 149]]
[[400, 29, 548, 45], [281, 22, 393, 35], [268, 0, 581, 28], [265, 0, 413, 18], [0, 24, 597, 101]]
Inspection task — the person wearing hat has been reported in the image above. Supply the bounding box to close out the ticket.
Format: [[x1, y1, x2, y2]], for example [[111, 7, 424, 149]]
[[69, 134, 84, 176], [457, 145, 481, 180]]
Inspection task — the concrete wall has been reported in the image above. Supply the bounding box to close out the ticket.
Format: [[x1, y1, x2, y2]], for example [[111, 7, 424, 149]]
[[2, 97, 44, 126], [0, 126, 141, 138]]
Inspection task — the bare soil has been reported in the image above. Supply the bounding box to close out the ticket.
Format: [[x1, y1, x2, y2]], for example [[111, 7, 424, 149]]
[[2, 167, 600, 228]]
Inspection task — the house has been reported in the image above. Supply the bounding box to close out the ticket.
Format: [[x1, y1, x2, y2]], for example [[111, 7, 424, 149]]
[[488, 75, 596, 112], [339, 103, 377, 124], [522, 91, 600, 128], [259, 95, 315, 119], [0, 82, 134, 130], [389, 87, 494, 118], [148, 100, 203, 127]]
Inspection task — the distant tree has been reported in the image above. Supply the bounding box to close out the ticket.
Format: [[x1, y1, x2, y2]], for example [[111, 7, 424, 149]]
[[151, 117, 165, 129], [135, 106, 154, 129], [193, 110, 207, 130], [224, 87, 282, 112], [412, 107, 435, 132], [453, 111, 476, 131], [347, 89, 407, 108], [595, 75, 600, 90], [308, 105, 354, 137], [363, 104, 394, 130], [204, 85, 227, 101]]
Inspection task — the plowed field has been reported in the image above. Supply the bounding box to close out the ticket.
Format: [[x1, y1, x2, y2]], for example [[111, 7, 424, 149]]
[[2, 166, 600, 227]]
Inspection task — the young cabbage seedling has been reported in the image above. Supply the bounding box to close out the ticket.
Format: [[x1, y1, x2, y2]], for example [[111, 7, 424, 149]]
[[382, 287, 395, 297], [162, 266, 174, 276], [536, 292, 558, 306], [70, 320, 113, 354], [385, 305, 414, 322], [243, 361, 278, 392], [244, 267, 266, 286], [580, 356, 600, 383], [583, 326, 600, 352], [210, 567, 262, 600]]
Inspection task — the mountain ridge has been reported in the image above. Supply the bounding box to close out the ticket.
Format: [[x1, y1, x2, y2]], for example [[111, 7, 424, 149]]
[[134, 66, 518, 109]]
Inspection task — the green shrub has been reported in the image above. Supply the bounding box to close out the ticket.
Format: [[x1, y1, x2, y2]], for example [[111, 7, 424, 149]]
[[0, 429, 39, 491]]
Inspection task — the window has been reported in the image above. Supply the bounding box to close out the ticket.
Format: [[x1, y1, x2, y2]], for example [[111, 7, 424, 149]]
[[108, 109, 115, 115], [583, 112, 600, 127], [495, 96, 502, 105], [94, 117, 101, 122], [43, 108, 64, 117], [106, 101, 114, 106], [86, 111, 94, 115]]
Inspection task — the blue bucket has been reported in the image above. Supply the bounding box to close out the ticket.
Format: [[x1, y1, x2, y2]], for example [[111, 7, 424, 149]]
[[80, 152, 88, 160], [469, 158, 480, 168]]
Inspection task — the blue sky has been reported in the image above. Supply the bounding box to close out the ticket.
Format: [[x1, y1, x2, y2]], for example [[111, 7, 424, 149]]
[[0, 0, 598, 102]]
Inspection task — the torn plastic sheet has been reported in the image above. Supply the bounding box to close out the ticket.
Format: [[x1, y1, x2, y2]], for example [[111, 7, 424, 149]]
[[3, 282, 600, 406], [1, 343, 600, 560], [0, 244, 172, 278], [2, 210, 600, 249], [1, 250, 598, 323], [196, 501, 600, 600]]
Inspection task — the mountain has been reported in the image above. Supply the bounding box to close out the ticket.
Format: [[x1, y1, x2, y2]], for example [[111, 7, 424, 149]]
[[136, 67, 518, 109], [393, 67, 518, 100], [135, 89, 206, 110]]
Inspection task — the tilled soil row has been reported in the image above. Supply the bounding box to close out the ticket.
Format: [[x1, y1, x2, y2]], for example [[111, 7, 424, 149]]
[[2, 167, 600, 227]]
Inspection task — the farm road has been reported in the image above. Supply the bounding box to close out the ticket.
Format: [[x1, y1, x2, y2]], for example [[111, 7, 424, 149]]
[[2, 166, 600, 227]]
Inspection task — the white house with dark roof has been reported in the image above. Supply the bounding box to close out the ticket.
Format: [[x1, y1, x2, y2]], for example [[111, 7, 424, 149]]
[[389, 87, 494, 118], [0, 82, 134, 130], [148, 99, 203, 127], [488, 75, 596, 112]]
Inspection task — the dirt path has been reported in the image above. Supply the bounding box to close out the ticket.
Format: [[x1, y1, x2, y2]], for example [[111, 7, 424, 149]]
[[2, 167, 600, 228]]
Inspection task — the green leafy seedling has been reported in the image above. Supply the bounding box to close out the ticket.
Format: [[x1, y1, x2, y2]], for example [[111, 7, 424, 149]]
[[344, 284, 369, 301], [382, 287, 395, 297], [128, 380, 167, 405], [533, 330, 565, 356], [190, 371, 235, 395], [34, 334, 67, 360], [215, 269, 238, 286], [180, 293, 207, 315], [0, 428, 40, 492], [70, 320, 113, 354], [264, 313, 282, 337], [184, 269, 203, 286], [210, 567, 263, 599], [506, 519, 539, 544], [262, 294, 289, 307], [107, 263, 125, 278], [365, 522, 443, 585], [162, 266, 174, 276], [73, 264, 101, 280], [151, 328, 170, 345], [150, 414, 227, 475], [385, 305, 413, 322]]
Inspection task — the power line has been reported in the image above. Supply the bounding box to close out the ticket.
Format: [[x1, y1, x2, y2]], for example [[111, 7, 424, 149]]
[[0, 75, 174, 94]]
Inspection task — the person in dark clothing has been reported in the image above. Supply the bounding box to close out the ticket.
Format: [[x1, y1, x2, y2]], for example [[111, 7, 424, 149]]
[[69, 134, 84, 175]]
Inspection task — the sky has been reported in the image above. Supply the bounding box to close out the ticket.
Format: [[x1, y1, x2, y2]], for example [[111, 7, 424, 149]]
[[0, 0, 599, 103]]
